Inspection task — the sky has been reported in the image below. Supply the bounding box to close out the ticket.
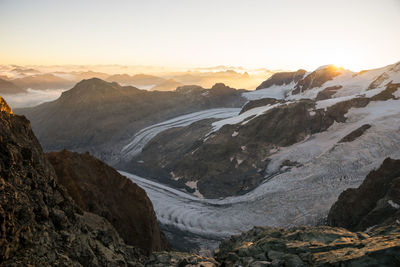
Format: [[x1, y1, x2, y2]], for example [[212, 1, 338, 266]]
[[1, 0, 400, 71]]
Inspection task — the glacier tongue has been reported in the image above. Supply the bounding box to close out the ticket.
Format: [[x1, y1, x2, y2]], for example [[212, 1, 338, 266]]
[[120, 108, 240, 160]]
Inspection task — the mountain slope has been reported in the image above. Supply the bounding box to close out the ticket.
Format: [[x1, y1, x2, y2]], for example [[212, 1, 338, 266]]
[[328, 157, 400, 231], [47, 150, 169, 255], [256, 69, 306, 90], [17, 78, 246, 163], [0, 78, 25, 94], [12, 73, 75, 90], [0, 97, 148, 266]]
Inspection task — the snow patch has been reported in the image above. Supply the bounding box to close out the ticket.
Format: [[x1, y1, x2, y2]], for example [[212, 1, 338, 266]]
[[210, 103, 284, 133], [121, 108, 240, 159], [170, 171, 182, 181], [393, 87, 400, 98], [185, 180, 204, 198], [3, 88, 66, 108], [236, 158, 244, 165], [243, 81, 295, 100], [388, 200, 400, 209]]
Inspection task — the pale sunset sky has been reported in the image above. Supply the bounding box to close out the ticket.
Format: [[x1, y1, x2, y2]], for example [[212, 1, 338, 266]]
[[1, 0, 399, 71]]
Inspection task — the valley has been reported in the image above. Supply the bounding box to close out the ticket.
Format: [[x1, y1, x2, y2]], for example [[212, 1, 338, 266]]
[[10, 61, 400, 253]]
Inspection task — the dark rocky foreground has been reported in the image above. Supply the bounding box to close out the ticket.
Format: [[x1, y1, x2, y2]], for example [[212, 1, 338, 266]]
[[0, 97, 148, 266], [328, 158, 400, 232], [214, 225, 400, 267]]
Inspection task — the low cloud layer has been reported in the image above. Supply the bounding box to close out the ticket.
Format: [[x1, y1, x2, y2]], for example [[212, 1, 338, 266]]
[[2, 89, 64, 108]]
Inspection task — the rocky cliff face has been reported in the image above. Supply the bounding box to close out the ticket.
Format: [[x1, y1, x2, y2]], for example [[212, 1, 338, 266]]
[[292, 65, 344, 94], [47, 150, 169, 255], [256, 70, 306, 90], [328, 157, 400, 231], [0, 97, 150, 266], [0, 97, 13, 113]]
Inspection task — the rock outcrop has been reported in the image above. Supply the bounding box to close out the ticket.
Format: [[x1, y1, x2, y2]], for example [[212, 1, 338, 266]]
[[315, 85, 343, 100], [47, 150, 169, 255], [292, 65, 343, 94], [0, 97, 13, 114], [256, 70, 306, 90], [328, 158, 400, 231], [0, 97, 148, 266], [147, 251, 219, 267], [214, 225, 400, 266], [339, 124, 371, 143]]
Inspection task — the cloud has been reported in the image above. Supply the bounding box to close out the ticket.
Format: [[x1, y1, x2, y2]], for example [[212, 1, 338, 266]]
[[2, 88, 64, 108]]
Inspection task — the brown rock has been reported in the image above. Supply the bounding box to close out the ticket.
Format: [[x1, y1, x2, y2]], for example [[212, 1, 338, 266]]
[[315, 85, 343, 100], [0, 96, 12, 114], [47, 150, 169, 255], [256, 70, 306, 90], [292, 65, 343, 94], [338, 124, 371, 143], [0, 99, 148, 266]]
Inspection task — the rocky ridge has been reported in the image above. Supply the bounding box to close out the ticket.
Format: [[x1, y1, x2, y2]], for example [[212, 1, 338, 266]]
[[256, 69, 306, 90], [0, 97, 154, 266], [328, 158, 400, 231], [47, 150, 169, 255]]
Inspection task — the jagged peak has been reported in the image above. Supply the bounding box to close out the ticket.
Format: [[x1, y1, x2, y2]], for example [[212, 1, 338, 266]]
[[0, 96, 13, 114], [210, 83, 235, 91], [256, 69, 306, 90], [175, 85, 204, 94]]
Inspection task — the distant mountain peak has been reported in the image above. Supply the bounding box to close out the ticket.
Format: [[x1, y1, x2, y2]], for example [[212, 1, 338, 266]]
[[292, 65, 345, 94], [256, 69, 306, 90], [315, 64, 337, 71]]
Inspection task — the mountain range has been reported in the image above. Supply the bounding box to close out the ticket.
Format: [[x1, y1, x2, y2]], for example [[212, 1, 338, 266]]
[[2, 60, 400, 266]]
